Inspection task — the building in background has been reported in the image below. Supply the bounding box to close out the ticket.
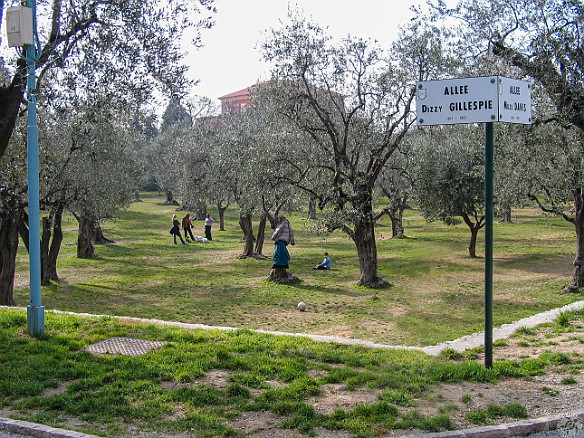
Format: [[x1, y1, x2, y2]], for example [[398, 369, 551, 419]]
[[218, 85, 257, 114]]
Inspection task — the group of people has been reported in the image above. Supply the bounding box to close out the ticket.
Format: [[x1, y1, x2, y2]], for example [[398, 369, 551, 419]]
[[170, 213, 214, 244], [170, 213, 332, 270], [270, 215, 332, 271]]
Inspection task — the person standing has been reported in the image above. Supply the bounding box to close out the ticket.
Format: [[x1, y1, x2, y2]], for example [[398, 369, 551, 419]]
[[204, 213, 215, 241], [271, 215, 295, 269], [171, 214, 186, 245], [182, 213, 195, 241]]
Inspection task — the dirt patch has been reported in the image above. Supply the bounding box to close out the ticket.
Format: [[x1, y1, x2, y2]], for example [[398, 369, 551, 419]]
[[308, 384, 380, 415], [160, 369, 233, 391], [226, 411, 310, 437], [225, 322, 584, 436]]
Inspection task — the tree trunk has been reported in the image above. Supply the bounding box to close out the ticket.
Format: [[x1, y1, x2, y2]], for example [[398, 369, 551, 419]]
[[0, 209, 20, 306], [0, 73, 25, 161], [267, 266, 299, 283], [217, 203, 227, 231], [308, 196, 317, 220], [238, 213, 255, 258], [41, 217, 51, 284], [390, 215, 404, 239], [254, 215, 267, 257], [461, 212, 484, 259], [387, 198, 407, 239], [19, 212, 30, 252], [468, 226, 479, 258], [498, 205, 512, 223], [350, 190, 388, 288], [77, 216, 97, 258], [40, 206, 64, 284], [94, 222, 114, 244], [49, 208, 64, 278], [163, 191, 179, 206], [165, 191, 174, 204], [564, 188, 584, 292]]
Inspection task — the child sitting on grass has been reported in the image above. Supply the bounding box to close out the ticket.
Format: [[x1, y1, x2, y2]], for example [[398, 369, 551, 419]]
[[313, 252, 331, 270]]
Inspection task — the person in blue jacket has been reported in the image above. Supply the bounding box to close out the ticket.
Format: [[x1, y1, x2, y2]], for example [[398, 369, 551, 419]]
[[313, 252, 331, 270]]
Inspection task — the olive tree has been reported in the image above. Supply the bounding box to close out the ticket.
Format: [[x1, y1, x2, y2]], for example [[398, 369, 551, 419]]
[[0, 0, 216, 306], [259, 13, 448, 286], [430, 0, 584, 290], [0, 0, 216, 160], [414, 126, 486, 258]]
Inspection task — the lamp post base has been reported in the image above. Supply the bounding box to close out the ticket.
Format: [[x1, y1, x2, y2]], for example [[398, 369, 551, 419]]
[[27, 305, 45, 336]]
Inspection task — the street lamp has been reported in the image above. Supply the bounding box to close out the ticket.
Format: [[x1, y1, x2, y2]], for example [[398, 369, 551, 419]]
[[6, 1, 44, 336]]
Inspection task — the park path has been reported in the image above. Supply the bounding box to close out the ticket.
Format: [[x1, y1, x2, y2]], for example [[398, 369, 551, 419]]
[[36, 299, 584, 356]]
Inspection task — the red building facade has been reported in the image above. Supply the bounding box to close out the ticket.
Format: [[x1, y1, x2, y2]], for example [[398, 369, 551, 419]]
[[218, 85, 255, 114]]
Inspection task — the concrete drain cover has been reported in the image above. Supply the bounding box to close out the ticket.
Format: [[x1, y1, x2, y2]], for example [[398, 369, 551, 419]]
[[86, 337, 166, 357]]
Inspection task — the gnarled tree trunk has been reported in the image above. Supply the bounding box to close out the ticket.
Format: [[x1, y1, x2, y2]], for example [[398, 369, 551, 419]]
[[564, 188, 584, 292], [350, 189, 388, 288], [267, 266, 299, 283], [387, 197, 407, 239], [498, 205, 512, 223], [93, 222, 114, 244], [40, 206, 64, 284], [0, 209, 21, 306], [217, 202, 228, 231], [238, 213, 255, 258], [0, 69, 26, 161], [308, 196, 317, 220], [77, 216, 97, 258], [353, 220, 387, 287], [254, 215, 267, 257]]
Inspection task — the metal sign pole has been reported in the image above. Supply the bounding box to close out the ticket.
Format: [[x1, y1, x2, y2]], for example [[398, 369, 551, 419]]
[[416, 76, 531, 369], [484, 122, 494, 368]]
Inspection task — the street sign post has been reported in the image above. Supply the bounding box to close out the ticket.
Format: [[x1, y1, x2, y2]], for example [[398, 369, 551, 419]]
[[416, 76, 532, 368]]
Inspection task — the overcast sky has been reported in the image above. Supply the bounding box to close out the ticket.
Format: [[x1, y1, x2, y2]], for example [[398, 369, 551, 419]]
[[185, 1, 427, 103]]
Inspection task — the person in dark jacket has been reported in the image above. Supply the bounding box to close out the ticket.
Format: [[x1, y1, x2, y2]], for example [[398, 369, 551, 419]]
[[171, 214, 186, 245], [182, 213, 195, 241]]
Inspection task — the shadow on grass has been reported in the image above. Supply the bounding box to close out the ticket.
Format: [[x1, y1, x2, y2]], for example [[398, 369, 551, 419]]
[[283, 281, 382, 298]]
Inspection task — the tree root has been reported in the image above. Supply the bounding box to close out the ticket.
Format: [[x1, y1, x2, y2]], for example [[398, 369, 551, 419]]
[[561, 284, 582, 294], [357, 276, 390, 288], [237, 253, 266, 260], [267, 268, 300, 284]]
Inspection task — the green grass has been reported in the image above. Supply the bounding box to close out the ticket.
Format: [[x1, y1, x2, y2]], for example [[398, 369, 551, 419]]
[[4, 202, 584, 437], [12, 194, 583, 347], [0, 308, 575, 437], [465, 403, 528, 425]]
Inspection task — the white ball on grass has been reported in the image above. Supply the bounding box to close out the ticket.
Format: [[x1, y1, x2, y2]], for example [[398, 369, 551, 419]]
[[297, 302, 307, 311]]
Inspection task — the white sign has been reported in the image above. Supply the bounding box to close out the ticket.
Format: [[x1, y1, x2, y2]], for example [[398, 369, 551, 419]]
[[416, 76, 531, 126], [498, 77, 532, 125]]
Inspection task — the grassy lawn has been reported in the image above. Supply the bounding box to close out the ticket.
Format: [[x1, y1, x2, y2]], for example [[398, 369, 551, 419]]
[[4, 195, 584, 436], [12, 193, 582, 347], [1, 308, 582, 437]]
